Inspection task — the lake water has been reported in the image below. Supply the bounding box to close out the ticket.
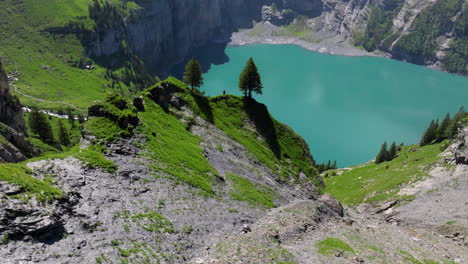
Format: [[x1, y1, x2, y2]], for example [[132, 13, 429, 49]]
[[200, 44, 468, 167]]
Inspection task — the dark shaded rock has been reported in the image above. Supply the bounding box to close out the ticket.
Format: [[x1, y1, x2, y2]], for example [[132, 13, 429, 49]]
[[241, 224, 252, 233], [454, 127, 468, 165], [343, 218, 355, 226], [318, 194, 344, 217], [375, 200, 398, 214], [0, 199, 64, 243], [0, 60, 37, 162], [133, 96, 145, 111], [148, 81, 185, 110]]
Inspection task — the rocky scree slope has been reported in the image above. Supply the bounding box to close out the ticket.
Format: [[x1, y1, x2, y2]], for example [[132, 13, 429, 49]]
[[196, 122, 468, 263], [0, 78, 324, 263]]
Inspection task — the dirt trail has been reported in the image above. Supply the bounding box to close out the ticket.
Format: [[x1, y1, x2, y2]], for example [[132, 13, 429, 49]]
[[11, 83, 85, 112]]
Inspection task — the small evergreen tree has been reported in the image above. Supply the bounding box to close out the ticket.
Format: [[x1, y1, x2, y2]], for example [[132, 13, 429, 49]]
[[436, 113, 451, 142], [375, 141, 388, 164], [446, 107, 465, 138], [77, 113, 86, 124], [183, 57, 203, 90], [420, 119, 439, 146], [239, 57, 263, 98], [57, 120, 71, 146], [29, 108, 54, 143], [28, 107, 41, 135], [388, 141, 397, 161], [66, 107, 76, 128]]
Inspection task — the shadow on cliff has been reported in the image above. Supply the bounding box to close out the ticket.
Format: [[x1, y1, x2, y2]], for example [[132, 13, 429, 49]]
[[170, 42, 230, 79], [243, 97, 281, 160]]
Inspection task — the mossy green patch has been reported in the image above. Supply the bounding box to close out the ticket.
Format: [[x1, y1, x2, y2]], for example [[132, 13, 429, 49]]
[[137, 95, 216, 195], [227, 173, 276, 208], [316, 238, 355, 255], [179, 90, 320, 187], [324, 143, 444, 206], [86, 117, 125, 142], [398, 250, 453, 264], [0, 163, 62, 202], [75, 148, 117, 172], [115, 209, 174, 233]]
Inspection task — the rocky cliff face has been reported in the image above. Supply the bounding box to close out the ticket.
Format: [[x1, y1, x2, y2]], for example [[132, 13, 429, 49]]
[[0, 61, 36, 162], [88, 0, 465, 76]]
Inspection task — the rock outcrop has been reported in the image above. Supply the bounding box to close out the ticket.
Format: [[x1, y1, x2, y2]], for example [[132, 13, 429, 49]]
[[454, 125, 468, 165], [0, 61, 36, 162]]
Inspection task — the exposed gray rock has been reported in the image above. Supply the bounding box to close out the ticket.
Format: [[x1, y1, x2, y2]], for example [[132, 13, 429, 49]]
[[454, 126, 468, 165]]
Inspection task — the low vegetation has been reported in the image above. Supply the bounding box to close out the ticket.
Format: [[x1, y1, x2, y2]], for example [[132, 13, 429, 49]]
[[316, 238, 355, 255], [115, 209, 174, 233], [179, 88, 320, 185], [324, 142, 445, 206], [0, 163, 62, 202], [137, 88, 217, 195], [74, 148, 117, 173], [227, 173, 276, 208]]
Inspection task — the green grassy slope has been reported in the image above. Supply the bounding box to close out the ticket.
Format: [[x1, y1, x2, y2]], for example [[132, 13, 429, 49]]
[[324, 142, 446, 206], [83, 77, 321, 194], [171, 78, 320, 186], [0, 0, 109, 110]]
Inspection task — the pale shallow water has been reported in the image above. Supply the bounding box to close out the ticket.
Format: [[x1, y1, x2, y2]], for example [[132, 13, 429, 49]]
[[201, 44, 468, 167]]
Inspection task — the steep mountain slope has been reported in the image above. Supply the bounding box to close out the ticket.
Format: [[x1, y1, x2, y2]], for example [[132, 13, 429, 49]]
[[0, 78, 323, 263], [0, 60, 37, 162], [1, 77, 467, 263]]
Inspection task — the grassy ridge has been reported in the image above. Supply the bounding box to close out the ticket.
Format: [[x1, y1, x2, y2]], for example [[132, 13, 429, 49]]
[[175, 80, 319, 186], [324, 142, 445, 206], [137, 96, 217, 195]]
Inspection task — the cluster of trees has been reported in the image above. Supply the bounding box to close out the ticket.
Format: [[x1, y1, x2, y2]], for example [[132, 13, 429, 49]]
[[443, 4, 468, 74], [375, 141, 399, 164], [28, 108, 86, 147], [355, 6, 394, 52], [420, 107, 466, 146], [393, 0, 464, 63], [183, 57, 264, 98], [29, 108, 55, 144], [105, 55, 156, 95], [88, 0, 125, 31], [316, 160, 338, 173]]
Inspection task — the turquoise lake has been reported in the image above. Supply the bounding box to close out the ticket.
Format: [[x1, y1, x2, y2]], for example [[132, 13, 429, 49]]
[[200, 44, 468, 167]]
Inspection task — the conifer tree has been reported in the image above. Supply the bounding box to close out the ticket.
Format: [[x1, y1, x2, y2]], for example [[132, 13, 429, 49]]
[[66, 107, 76, 128], [77, 113, 86, 124], [375, 141, 388, 164], [29, 108, 54, 143], [436, 113, 451, 142], [57, 120, 71, 146], [183, 57, 203, 90], [388, 141, 397, 161], [239, 57, 263, 98], [446, 107, 465, 138], [420, 120, 439, 146]]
